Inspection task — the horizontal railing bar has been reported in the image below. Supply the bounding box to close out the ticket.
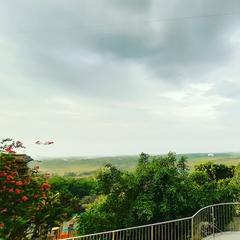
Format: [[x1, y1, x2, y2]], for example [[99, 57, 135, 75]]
[[63, 217, 193, 239], [114, 216, 192, 232]]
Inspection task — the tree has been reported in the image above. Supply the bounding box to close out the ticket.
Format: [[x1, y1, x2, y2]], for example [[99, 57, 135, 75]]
[[195, 162, 235, 181], [77, 152, 192, 233], [77, 152, 240, 235], [49, 176, 96, 217]]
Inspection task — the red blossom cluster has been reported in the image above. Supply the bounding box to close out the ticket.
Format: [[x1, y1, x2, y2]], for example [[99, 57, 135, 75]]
[[0, 160, 52, 235], [0, 168, 51, 202], [4, 146, 16, 154], [0, 139, 55, 237], [0, 139, 26, 154]]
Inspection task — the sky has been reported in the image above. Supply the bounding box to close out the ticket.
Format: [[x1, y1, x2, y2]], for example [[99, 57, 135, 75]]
[[1, 0, 240, 157]]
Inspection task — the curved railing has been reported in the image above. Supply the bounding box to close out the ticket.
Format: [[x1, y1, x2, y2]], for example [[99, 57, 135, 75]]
[[192, 202, 240, 239], [62, 202, 240, 240]]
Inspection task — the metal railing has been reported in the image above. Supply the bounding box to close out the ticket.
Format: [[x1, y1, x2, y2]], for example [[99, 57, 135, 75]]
[[62, 203, 240, 240]]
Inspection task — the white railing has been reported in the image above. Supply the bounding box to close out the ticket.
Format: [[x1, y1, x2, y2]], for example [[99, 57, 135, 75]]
[[62, 202, 240, 240]]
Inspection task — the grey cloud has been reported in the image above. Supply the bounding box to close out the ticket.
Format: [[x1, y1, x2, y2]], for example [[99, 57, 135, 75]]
[[0, 1, 152, 100], [214, 81, 240, 99], [1, 0, 240, 98], [90, 0, 240, 86], [91, 1, 240, 85], [17, 46, 144, 100], [2, 0, 240, 156], [110, 0, 150, 12]]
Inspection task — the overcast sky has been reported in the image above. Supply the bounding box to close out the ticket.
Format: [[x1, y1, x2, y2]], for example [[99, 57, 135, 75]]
[[1, 0, 240, 157]]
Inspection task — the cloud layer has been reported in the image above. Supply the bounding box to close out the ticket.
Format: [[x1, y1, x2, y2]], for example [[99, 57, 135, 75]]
[[1, 0, 240, 156]]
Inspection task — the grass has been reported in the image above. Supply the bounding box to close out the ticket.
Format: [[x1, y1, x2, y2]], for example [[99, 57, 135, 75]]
[[29, 153, 240, 176]]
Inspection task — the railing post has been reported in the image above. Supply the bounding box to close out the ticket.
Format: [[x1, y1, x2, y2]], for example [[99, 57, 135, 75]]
[[151, 225, 154, 240], [191, 217, 194, 240], [112, 231, 115, 240], [212, 206, 215, 238]]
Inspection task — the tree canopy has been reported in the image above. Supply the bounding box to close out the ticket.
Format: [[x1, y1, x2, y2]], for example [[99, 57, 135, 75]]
[[77, 152, 240, 235]]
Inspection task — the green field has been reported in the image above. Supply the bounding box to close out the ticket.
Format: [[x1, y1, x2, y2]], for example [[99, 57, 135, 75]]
[[29, 152, 240, 176]]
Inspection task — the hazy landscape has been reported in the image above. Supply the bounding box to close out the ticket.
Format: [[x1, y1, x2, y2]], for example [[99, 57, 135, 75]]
[[2, 0, 240, 239], [31, 152, 240, 176]]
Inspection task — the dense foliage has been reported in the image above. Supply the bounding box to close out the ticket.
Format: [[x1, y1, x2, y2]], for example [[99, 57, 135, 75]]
[[49, 176, 96, 217], [1, 139, 240, 239], [77, 152, 240, 235]]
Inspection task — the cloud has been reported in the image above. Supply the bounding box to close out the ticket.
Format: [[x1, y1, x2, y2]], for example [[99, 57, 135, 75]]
[[1, 0, 240, 155], [2, 0, 240, 91]]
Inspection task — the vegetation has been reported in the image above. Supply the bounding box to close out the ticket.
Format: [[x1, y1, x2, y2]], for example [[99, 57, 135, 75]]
[[0, 140, 62, 239], [1, 138, 240, 239], [77, 153, 240, 235], [49, 176, 96, 217]]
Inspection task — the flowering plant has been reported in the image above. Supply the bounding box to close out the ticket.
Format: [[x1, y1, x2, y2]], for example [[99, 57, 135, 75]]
[[0, 138, 60, 240]]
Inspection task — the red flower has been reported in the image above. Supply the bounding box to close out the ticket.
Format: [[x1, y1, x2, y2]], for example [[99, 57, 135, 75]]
[[15, 189, 22, 194], [0, 172, 7, 177], [8, 188, 14, 193], [21, 196, 29, 202], [41, 182, 51, 190], [0, 223, 5, 229], [2, 186, 7, 191], [33, 193, 39, 199], [4, 146, 16, 153], [6, 175, 13, 181], [16, 181, 23, 186]]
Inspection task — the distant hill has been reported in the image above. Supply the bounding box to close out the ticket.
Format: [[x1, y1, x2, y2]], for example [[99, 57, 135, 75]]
[[29, 152, 240, 177]]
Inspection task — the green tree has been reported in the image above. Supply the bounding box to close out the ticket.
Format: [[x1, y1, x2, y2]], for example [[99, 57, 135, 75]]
[[49, 176, 96, 217], [77, 153, 240, 235], [195, 162, 235, 181], [77, 153, 193, 233]]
